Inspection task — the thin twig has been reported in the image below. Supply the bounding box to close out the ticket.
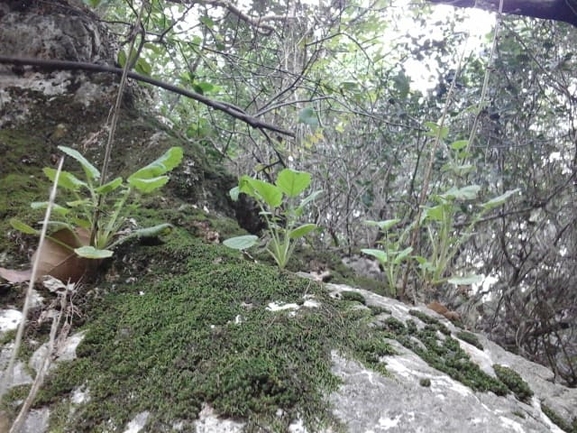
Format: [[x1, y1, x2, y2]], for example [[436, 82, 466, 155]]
[[0, 156, 65, 398]]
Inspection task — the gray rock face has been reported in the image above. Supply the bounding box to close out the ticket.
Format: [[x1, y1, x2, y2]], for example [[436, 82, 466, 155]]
[[1, 283, 575, 432]]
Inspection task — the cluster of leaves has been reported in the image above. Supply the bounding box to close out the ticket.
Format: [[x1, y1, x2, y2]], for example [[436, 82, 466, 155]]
[[362, 124, 519, 296], [224, 169, 321, 270], [11, 146, 183, 259]]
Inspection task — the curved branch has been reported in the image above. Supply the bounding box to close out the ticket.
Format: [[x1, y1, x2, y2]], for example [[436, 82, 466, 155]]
[[0, 56, 295, 137]]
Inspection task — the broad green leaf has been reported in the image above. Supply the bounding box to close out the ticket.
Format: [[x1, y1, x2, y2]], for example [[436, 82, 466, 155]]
[[135, 58, 152, 76], [289, 223, 317, 239], [132, 223, 173, 238], [481, 188, 521, 210], [365, 219, 400, 231], [276, 169, 311, 197], [450, 140, 469, 150], [441, 185, 480, 200], [448, 274, 484, 285], [298, 189, 323, 209], [74, 246, 114, 259], [223, 235, 258, 250], [117, 50, 127, 68], [128, 147, 184, 183], [10, 218, 38, 234], [422, 205, 445, 222], [298, 107, 319, 128], [239, 177, 282, 208], [128, 176, 169, 193], [95, 177, 123, 194], [361, 248, 387, 263], [229, 186, 240, 201], [66, 199, 91, 208], [31, 202, 70, 216], [441, 163, 474, 176], [424, 121, 449, 139], [43, 168, 86, 191], [72, 218, 92, 229], [58, 146, 100, 181], [393, 246, 413, 263]]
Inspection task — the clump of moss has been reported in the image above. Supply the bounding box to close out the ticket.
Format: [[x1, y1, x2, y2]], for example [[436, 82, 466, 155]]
[[409, 310, 450, 335], [368, 306, 391, 316], [456, 331, 483, 350], [380, 317, 407, 335], [34, 234, 375, 432], [349, 330, 395, 375], [419, 378, 431, 387], [396, 326, 508, 395], [492, 365, 533, 402], [340, 291, 366, 304], [541, 403, 577, 433], [409, 309, 439, 325]]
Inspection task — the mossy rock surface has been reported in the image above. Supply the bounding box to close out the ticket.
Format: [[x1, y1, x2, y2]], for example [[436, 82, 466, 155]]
[[34, 234, 369, 431]]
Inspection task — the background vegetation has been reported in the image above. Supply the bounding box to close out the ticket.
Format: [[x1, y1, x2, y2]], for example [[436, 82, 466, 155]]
[[81, 0, 577, 386]]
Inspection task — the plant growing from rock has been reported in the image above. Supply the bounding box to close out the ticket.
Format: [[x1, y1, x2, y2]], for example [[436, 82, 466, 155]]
[[10, 145, 183, 279], [363, 127, 520, 297], [224, 168, 322, 270]]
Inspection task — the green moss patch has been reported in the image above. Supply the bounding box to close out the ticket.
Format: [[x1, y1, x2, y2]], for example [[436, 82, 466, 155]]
[[34, 234, 393, 432], [456, 331, 484, 350], [492, 365, 533, 402], [541, 403, 577, 433], [378, 314, 508, 395], [339, 291, 366, 305]]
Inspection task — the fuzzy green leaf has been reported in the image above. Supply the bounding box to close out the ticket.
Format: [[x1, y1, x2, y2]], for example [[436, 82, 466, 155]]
[[229, 186, 240, 201], [31, 202, 70, 216], [289, 223, 317, 239], [43, 168, 87, 191], [239, 177, 282, 208], [74, 246, 114, 259], [441, 185, 481, 201], [10, 218, 38, 235], [128, 147, 183, 184], [298, 189, 323, 209], [450, 140, 469, 150], [361, 248, 387, 263], [223, 235, 258, 250], [276, 169, 311, 197], [58, 146, 100, 181], [393, 246, 413, 263], [481, 188, 521, 210], [128, 176, 169, 194], [95, 177, 123, 194], [365, 219, 400, 231]]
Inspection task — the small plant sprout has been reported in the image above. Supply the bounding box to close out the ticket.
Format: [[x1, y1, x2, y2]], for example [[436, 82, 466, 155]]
[[361, 219, 413, 298], [11, 145, 183, 261], [224, 168, 322, 270]]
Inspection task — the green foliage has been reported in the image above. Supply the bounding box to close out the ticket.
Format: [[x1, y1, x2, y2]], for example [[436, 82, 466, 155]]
[[492, 365, 533, 402], [541, 403, 577, 433], [362, 218, 412, 297], [415, 164, 520, 286], [455, 331, 483, 350], [363, 130, 520, 296], [11, 146, 183, 259], [340, 291, 367, 304], [34, 235, 372, 431], [224, 169, 321, 270]]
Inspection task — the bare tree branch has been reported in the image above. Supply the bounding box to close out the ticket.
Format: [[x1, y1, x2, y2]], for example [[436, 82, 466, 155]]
[[0, 56, 294, 137]]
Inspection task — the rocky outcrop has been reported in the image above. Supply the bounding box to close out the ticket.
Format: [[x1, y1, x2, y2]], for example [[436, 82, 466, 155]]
[[1, 274, 575, 432]]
